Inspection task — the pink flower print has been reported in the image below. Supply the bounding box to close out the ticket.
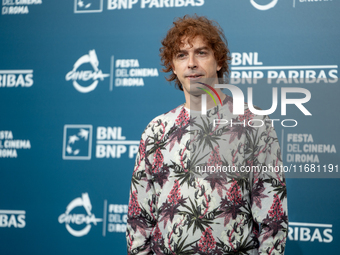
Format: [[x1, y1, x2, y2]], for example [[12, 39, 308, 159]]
[[198, 227, 216, 253], [269, 194, 284, 221], [227, 180, 242, 205], [167, 180, 181, 205], [128, 191, 141, 217], [207, 145, 223, 167], [139, 139, 145, 160], [153, 148, 164, 173], [154, 224, 162, 242], [175, 108, 189, 127]]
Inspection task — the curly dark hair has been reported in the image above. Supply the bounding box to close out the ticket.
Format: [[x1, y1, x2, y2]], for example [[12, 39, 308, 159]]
[[160, 14, 232, 91]]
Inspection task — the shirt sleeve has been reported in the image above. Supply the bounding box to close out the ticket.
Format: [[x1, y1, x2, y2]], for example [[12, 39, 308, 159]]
[[249, 116, 288, 255], [126, 129, 157, 255]]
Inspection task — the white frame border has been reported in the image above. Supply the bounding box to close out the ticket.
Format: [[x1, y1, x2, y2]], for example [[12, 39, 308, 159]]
[[74, 0, 103, 14], [62, 124, 93, 160]]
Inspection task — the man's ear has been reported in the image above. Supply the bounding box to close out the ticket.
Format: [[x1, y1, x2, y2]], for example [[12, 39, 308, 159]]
[[217, 64, 222, 72], [171, 63, 177, 75]]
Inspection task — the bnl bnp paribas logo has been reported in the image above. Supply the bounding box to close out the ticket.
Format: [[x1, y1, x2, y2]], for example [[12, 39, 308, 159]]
[[63, 125, 93, 160], [74, 0, 103, 13], [62, 125, 139, 160], [74, 0, 204, 12]]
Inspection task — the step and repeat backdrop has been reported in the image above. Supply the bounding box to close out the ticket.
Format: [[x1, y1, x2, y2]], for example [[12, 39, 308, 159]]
[[0, 0, 339, 254]]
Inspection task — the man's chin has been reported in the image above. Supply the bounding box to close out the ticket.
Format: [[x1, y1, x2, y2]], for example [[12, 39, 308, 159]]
[[188, 88, 206, 97]]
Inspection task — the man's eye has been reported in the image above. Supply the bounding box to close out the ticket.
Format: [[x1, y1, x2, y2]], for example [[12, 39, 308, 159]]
[[176, 53, 185, 58], [198, 51, 207, 55]]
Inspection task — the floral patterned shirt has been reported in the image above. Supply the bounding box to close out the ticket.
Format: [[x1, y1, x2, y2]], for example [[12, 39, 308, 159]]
[[126, 95, 288, 255]]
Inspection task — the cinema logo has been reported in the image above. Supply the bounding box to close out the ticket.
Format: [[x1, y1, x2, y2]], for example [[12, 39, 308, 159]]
[[2, 0, 42, 15], [66, 50, 159, 92], [0, 70, 33, 87], [288, 222, 333, 243], [58, 193, 102, 237], [250, 0, 278, 11], [66, 50, 109, 93], [230, 52, 338, 84], [250, 0, 333, 11], [0, 209, 26, 228], [58, 194, 128, 237]]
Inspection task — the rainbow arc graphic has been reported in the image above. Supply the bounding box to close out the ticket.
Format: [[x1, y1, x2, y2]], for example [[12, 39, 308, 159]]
[[196, 82, 223, 115]]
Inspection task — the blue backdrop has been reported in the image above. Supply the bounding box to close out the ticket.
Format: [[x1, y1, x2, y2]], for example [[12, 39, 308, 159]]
[[0, 0, 339, 254]]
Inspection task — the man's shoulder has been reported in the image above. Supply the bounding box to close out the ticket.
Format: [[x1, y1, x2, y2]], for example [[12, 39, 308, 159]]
[[142, 104, 184, 134], [148, 104, 184, 123]]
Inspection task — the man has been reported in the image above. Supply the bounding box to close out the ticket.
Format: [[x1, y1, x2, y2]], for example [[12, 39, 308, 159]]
[[126, 15, 288, 255]]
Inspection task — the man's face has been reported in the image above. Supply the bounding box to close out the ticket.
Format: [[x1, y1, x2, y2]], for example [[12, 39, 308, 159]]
[[172, 36, 221, 97]]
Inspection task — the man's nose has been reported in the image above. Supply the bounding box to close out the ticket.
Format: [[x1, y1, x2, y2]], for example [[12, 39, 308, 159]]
[[188, 54, 198, 69]]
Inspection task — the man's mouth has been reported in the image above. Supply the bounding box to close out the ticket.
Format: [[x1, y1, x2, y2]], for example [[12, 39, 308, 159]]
[[186, 74, 203, 80]]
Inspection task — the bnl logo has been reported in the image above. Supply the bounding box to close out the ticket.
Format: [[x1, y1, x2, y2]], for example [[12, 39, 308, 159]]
[[63, 125, 93, 160], [74, 0, 103, 13]]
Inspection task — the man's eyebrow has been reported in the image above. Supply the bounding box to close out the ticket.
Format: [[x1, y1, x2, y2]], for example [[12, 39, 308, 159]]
[[176, 46, 210, 53], [194, 46, 210, 51]]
